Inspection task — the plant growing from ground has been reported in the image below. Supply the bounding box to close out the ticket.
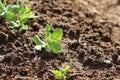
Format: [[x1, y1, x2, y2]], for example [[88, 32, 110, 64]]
[[32, 23, 63, 53], [51, 65, 70, 80], [0, 0, 37, 30]]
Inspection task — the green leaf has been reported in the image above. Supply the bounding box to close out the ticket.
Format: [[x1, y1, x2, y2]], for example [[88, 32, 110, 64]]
[[0, 2, 4, 9], [25, 6, 30, 13], [10, 21, 19, 28], [52, 28, 63, 41], [0, 1, 6, 12], [32, 35, 46, 47], [45, 32, 51, 40], [0, 12, 6, 16], [60, 74, 66, 80], [3, 0, 7, 6], [62, 66, 70, 74], [52, 70, 62, 78], [18, 5, 25, 14], [45, 23, 53, 32], [49, 41, 62, 53], [20, 13, 31, 24], [32, 35, 42, 45], [20, 25, 28, 30], [32, 35, 46, 51], [6, 11, 15, 21], [51, 66, 70, 80], [6, 5, 20, 13]]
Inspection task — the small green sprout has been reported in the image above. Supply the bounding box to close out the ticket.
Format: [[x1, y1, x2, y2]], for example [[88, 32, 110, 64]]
[[0, 0, 37, 30], [32, 35, 46, 51], [32, 23, 63, 53], [51, 65, 70, 80]]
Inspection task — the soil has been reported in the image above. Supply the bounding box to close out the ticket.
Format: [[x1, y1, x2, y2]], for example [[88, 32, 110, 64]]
[[0, 0, 120, 80]]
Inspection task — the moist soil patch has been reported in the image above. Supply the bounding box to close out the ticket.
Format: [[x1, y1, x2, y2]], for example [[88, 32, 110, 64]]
[[0, 0, 120, 80]]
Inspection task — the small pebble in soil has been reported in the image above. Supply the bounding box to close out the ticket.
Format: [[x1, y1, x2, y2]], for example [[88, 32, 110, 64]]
[[0, 55, 4, 62], [104, 60, 111, 64]]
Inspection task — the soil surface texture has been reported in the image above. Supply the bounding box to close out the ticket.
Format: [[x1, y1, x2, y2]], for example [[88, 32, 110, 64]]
[[0, 0, 120, 80]]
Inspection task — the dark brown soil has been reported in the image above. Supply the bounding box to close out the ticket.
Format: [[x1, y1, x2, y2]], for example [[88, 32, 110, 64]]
[[0, 0, 120, 80]]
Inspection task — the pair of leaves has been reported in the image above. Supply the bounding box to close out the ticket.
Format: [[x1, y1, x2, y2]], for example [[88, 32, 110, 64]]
[[45, 23, 63, 53], [5, 5, 20, 21], [52, 65, 70, 80], [0, 2, 20, 21], [0, 2, 15, 21], [45, 23, 63, 41]]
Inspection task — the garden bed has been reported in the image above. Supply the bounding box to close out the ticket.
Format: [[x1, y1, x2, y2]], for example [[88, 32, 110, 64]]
[[0, 0, 120, 80]]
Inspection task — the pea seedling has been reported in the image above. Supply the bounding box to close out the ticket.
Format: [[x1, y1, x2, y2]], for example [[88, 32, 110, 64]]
[[51, 65, 70, 80], [0, 0, 17, 21], [32, 35, 46, 51], [0, 0, 37, 30], [32, 23, 63, 53]]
